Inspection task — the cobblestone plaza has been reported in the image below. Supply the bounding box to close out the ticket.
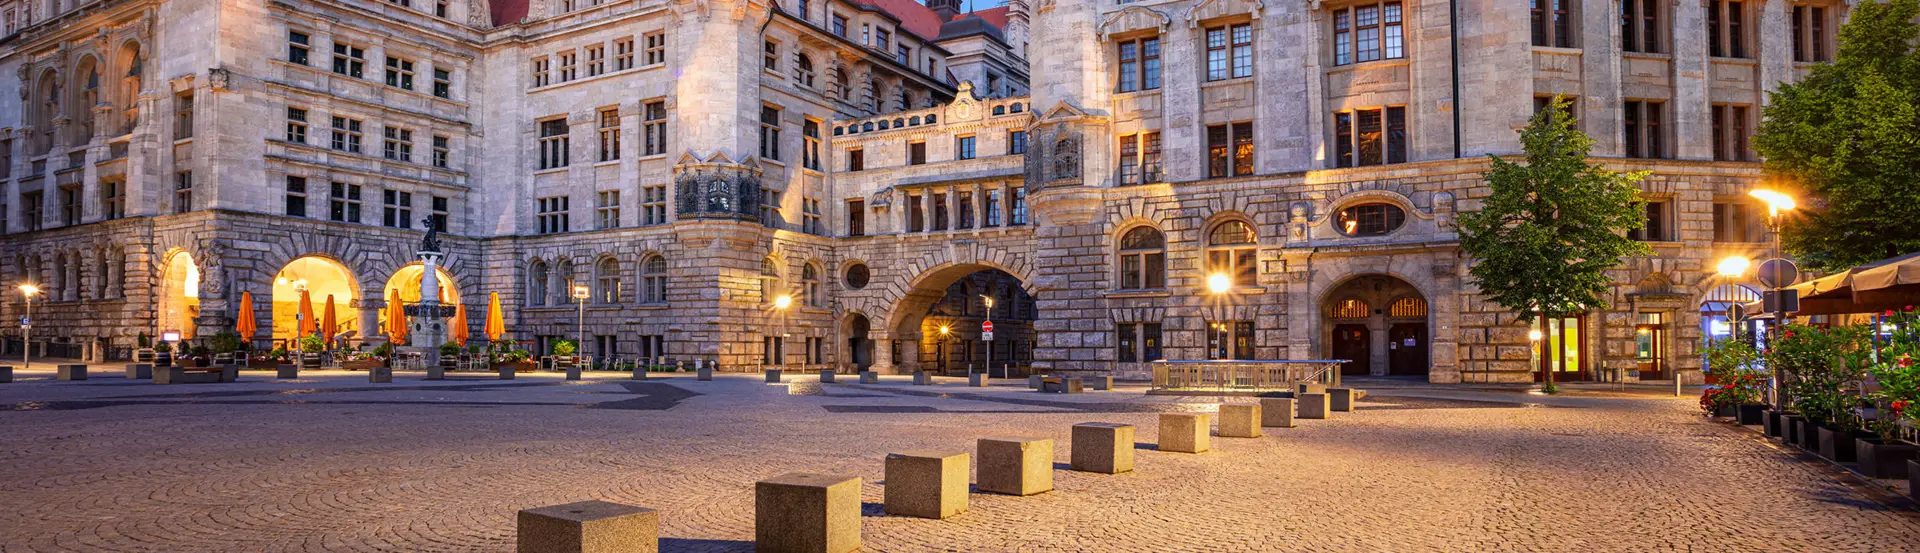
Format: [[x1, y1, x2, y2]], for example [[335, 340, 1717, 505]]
[[2, 368, 1917, 552]]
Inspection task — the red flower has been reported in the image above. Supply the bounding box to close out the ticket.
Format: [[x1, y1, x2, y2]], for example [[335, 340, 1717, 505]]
[[1902, 355, 1915, 368], [1894, 401, 1910, 414], [1907, 305, 1915, 312], [1889, 310, 1898, 317]]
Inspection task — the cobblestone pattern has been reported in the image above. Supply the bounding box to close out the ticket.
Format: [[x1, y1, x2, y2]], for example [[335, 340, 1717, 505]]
[[0, 368, 1916, 552]]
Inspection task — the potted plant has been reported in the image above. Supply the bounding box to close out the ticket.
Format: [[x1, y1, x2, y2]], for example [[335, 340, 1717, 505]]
[[1774, 324, 1869, 456], [343, 342, 390, 371], [492, 349, 536, 373], [439, 342, 462, 371], [188, 344, 213, 367], [209, 331, 242, 367], [134, 333, 156, 363], [153, 340, 174, 368], [298, 335, 325, 368], [1860, 307, 1920, 479], [551, 340, 578, 370], [1702, 336, 1769, 425]]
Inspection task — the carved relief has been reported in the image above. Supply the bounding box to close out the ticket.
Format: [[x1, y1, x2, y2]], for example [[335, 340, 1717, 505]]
[[1098, 6, 1171, 41], [1051, 134, 1080, 182], [208, 68, 230, 91], [1186, 0, 1265, 27]]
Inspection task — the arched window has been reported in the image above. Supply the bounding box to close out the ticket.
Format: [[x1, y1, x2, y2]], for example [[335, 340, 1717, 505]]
[[594, 257, 621, 304], [761, 256, 781, 303], [1336, 203, 1407, 236], [836, 68, 851, 100], [1010, 102, 1024, 113], [527, 260, 549, 306], [94, 248, 110, 299], [803, 262, 823, 307], [794, 54, 815, 88], [1389, 297, 1428, 317], [844, 263, 870, 289], [992, 105, 1006, 116], [1117, 226, 1166, 290], [1332, 298, 1371, 319], [640, 255, 668, 304], [554, 259, 575, 304], [1207, 220, 1258, 287]]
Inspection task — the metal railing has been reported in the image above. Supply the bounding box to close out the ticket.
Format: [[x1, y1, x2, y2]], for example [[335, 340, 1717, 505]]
[[1150, 359, 1347, 393]]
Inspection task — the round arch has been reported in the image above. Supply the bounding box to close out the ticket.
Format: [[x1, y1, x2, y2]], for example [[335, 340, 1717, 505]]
[[1317, 273, 1431, 377], [271, 255, 362, 345], [158, 249, 200, 340], [381, 263, 461, 334], [882, 261, 1037, 375]]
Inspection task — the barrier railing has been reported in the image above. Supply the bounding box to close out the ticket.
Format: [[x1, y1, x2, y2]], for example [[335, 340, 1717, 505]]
[[1149, 359, 1347, 393]]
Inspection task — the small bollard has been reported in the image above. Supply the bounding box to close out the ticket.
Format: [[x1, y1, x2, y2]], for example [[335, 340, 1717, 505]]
[[1218, 404, 1262, 438], [566, 366, 582, 381], [883, 450, 970, 519], [499, 364, 517, 380], [277, 363, 299, 379], [632, 368, 648, 380], [1158, 413, 1210, 453], [516, 500, 659, 553], [369, 366, 393, 383], [858, 371, 878, 384], [1070, 422, 1135, 474], [696, 366, 713, 381], [58, 364, 88, 381], [1328, 388, 1356, 412], [977, 437, 1053, 496], [818, 369, 835, 383], [1259, 397, 1297, 428], [756, 473, 861, 553], [427, 364, 445, 380], [125, 363, 153, 379], [968, 372, 988, 387], [0, 365, 12, 383], [766, 369, 784, 383], [1028, 374, 1043, 389], [913, 372, 933, 385], [1089, 376, 1113, 390], [1298, 392, 1329, 419]]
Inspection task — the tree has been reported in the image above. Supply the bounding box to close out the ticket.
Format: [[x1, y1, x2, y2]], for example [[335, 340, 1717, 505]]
[[1754, 0, 1920, 272], [1458, 96, 1653, 389]]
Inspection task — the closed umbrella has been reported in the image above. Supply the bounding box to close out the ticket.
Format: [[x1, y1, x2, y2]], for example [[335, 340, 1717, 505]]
[[297, 288, 317, 340], [321, 295, 338, 348], [387, 289, 408, 344], [451, 303, 470, 345], [484, 292, 506, 342], [235, 291, 257, 339]]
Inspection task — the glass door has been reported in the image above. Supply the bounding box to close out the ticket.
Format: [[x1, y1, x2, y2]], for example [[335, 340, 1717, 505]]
[[1635, 312, 1668, 380], [1536, 315, 1586, 382]]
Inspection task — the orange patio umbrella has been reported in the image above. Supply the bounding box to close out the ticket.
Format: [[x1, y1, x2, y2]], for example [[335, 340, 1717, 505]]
[[386, 289, 408, 344], [450, 303, 470, 345], [297, 288, 317, 340], [321, 294, 338, 348], [484, 292, 506, 342], [235, 291, 257, 340]]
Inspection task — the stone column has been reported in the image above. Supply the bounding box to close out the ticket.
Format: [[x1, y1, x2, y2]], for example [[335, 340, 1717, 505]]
[[1670, 0, 1713, 160], [1756, 0, 1794, 105], [1579, 0, 1624, 157]]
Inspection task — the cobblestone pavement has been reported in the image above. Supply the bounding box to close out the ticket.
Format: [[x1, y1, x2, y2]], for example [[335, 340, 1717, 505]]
[[2, 366, 1917, 552]]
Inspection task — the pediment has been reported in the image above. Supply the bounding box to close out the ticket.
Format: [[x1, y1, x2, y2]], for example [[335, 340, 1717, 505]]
[[1187, 0, 1265, 27], [1099, 6, 1172, 41]]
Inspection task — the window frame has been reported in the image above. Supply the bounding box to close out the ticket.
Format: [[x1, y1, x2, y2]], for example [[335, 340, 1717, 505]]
[[1116, 226, 1168, 291]]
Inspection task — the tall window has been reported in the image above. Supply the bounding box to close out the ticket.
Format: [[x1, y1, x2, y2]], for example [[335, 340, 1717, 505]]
[[382, 189, 413, 228], [331, 116, 363, 153], [528, 261, 550, 306], [1117, 226, 1167, 290], [802, 120, 822, 170], [333, 42, 367, 78], [539, 118, 569, 170], [1530, 0, 1574, 48], [59, 185, 79, 225], [382, 126, 412, 162], [1713, 201, 1759, 243], [763, 40, 779, 71], [956, 191, 974, 229], [586, 44, 606, 77], [1205, 23, 1253, 81], [100, 180, 124, 220], [984, 190, 1002, 227], [761, 186, 783, 228], [643, 32, 666, 65], [531, 57, 550, 87], [330, 182, 362, 223], [1791, 5, 1830, 63], [1333, 107, 1407, 167], [1010, 186, 1027, 225], [173, 172, 192, 214], [1707, 1, 1748, 58], [285, 107, 308, 143], [640, 255, 668, 303], [174, 92, 194, 140], [537, 196, 570, 234], [1206, 122, 1254, 178], [596, 258, 621, 304], [1117, 131, 1162, 185], [832, 14, 848, 36], [1623, 100, 1666, 159], [908, 141, 926, 165], [794, 54, 816, 88], [285, 176, 309, 217], [20, 191, 40, 231], [557, 51, 577, 82], [1008, 130, 1027, 155], [802, 263, 822, 307], [1115, 36, 1161, 92], [384, 56, 415, 90], [432, 135, 450, 168], [931, 192, 949, 231], [288, 30, 311, 65], [1710, 104, 1750, 162], [614, 38, 635, 70], [1207, 221, 1258, 287], [598, 107, 621, 162], [847, 149, 865, 171], [847, 199, 866, 236], [642, 185, 668, 225], [759, 106, 781, 160], [907, 193, 925, 232], [1117, 323, 1163, 363], [956, 135, 976, 160], [431, 196, 449, 232], [1332, 2, 1404, 65], [1628, 199, 1671, 241], [1621, 0, 1662, 54], [597, 190, 621, 229], [642, 101, 667, 156]]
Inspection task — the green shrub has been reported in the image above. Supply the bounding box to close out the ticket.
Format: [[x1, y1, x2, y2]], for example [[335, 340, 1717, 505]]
[[552, 340, 577, 356], [298, 335, 326, 354], [208, 331, 244, 355], [439, 342, 462, 356]]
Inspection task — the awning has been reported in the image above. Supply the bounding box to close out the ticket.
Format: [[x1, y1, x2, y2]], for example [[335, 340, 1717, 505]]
[[1754, 251, 1920, 316]]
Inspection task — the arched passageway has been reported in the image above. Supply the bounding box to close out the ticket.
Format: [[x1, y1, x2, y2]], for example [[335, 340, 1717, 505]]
[[844, 313, 873, 371], [158, 251, 200, 339], [886, 265, 1036, 376], [380, 263, 461, 337], [271, 256, 361, 346], [1321, 274, 1430, 377]]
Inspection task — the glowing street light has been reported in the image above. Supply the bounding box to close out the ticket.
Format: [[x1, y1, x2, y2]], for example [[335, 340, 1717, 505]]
[[773, 294, 793, 310], [18, 284, 39, 369], [1206, 272, 1233, 295], [571, 284, 590, 357], [1717, 255, 1752, 278], [1749, 189, 1797, 217]]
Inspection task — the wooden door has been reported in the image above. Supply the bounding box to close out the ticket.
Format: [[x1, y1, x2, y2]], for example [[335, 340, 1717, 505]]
[[1332, 324, 1371, 376], [1388, 323, 1429, 376]]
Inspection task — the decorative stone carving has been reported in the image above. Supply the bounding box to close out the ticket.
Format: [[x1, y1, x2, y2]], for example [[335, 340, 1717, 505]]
[[208, 68, 230, 91], [947, 81, 981, 121], [1098, 6, 1171, 41], [468, 0, 490, 26], [1186, 0, 1265, 26], [1050, 134, 1080, 182]]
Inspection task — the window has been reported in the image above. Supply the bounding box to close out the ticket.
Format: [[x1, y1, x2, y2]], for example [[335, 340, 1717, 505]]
[[1206, 122, 1254, 178], [331, 116, 363, 153], [431, 68, 452, 99], [931, 192, 949, 231], [1117, 323, 1164, 363], [847, 148, 865, 171], [846, 199, 865, 236], [432, 135, 450, 168], [332, 42, 366, 78], [1009, 131, 1027, 155], [802, 263, 822, 306], [956, 135, 976, 160], [1206, 321, 1256, 360], [1628, 199, 1671, 241], [285, 107, 308, 143], [1335, 203, 1406, 236], [586, 44, 606, 77], [802, 120, 822, 170], [382, 126, 413, 162], [539, 118, 570, 170], [640, 255, 668, 303], [1791, 5, 1830, 63], [595, 190, 621, 229], [435, 0, 448, 17], [897, 44, 912, 66], [807, 336, 825, 365], [1207, 221, 1258, 287], [1115, 36, 1161, 92], [173, 92, 194, 140], [1707, 0, 1748, 58], [531, 57, 551, 87], [759, 106, 781, 160], [173, 172, 193, 214], [1333, 107, 1407, 167], [59, 185, 79, 226], [99, 180, 124, 220], [1205, 23, 1253, 81], [1118, 132, 1163, 185], [907, 193, 925, 232], [642, 101, 667, 156], [907, 141, 926, 165], [557, 51, 577, 82], [1622, 100, 1666, 159], [844, 263, 870, 289], [1710, 104, 1750, 162], [537, 196, 570, 234], [760, 186, 783, 227], [1332, 2, 1404, 66], [528, 261, 550, 306], [876, 29, 891, 50], [288, 31, 311, 65], [637, 334, 666, 361], [1011, 186, 1027, 225], [1713, 201, 1760, 243], [598, 108, 621, 162], [330, 182, 362, 223], [764, 336, 784, 365], [802, 198, 823, 235], [641, 185, 667, 225], [614, 38, 635, 70], [431, 196, 449, 232], [1621, 0, 1662, 54], [957, 191, 974, 229], [832, 15, 848, 37], [643, 32, 666, 65], [985, 189, 1002, 227], [382, 189, 413, 228], [285, 176, 308, 217], [1117, 226, 1167, 290], [763, 40, 779, 71], [596, 258, 622, 304], [20, 192, 40, 231], [1530, 0, 1574, 48], [385, 56, 415, 90]]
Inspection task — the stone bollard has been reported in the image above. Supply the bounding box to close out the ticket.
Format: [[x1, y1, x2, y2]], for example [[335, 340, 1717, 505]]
[[1218, 404, 1263, 438], [755, 473, 861, 553], [0, 365, 12, 383], [977, 437, 1053, 496], [1028, 374, 1044, 389], [1070, 422, 1135, 474], [632, 368, 648, 380], [1159, 413, 1210, 453], [1089, 376, 1113, 390], [566, 366, 582, 381], [1062, 378, 1085, 394], [766, 369, 783, 383], [1298, 392, 1329, 419], [427, 364, 445, 380], [219, 365, 239, 383], [696, 366, 713, 381], [1329, 388, 1356, 412], [278, 364, 299, 379], [818, 369, 835, 383], [57, 364, 87, 381], [369, 366, 393, 383], [883, 450, 970, 519], [499, 364, 517, 380], [125, 363, 153, 379], [516, 500, 659, 553], [1259, 397, 1297, 428], [858, 371, 878, 384], [1297, 382, 1327, 395], [968, 373, 988, 387], [913, 372, 933, 385]]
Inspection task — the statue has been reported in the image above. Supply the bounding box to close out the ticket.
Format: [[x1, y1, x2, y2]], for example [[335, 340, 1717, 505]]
[[419, 215, 442, 253]]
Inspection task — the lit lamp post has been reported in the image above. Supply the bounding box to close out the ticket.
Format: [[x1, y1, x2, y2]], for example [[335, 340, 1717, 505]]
[[1747, 189, 1798, 410], [1206, 272, 1232, 360], [982, 295, 994, 378], [571, 284, 590, 361], [773, 294, 792, 370], [936, 323, 952, 375], [19, 284, 39, 368]]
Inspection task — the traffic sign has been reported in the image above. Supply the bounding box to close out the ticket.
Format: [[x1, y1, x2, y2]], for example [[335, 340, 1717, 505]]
[[1758, 258, 1800, 289], [983, 331, 994, 341], [982, 320, 994, 333]]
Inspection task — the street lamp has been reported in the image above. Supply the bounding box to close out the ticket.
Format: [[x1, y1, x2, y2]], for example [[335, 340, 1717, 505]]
[[937, 324, 952, 375], [1205, 272, 1233, 360], [982, 295, 995, 378], [1748, 188, 1798, 410], [1717, 255, 1752, 278], [773, 294, 793, 310], [571, 284, 590, 361], [772, 294, 793, 370], [18, 284, 39, 369]]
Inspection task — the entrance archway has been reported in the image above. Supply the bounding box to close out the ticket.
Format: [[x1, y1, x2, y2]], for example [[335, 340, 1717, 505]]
[[381, 263, 461, 335], [158, 250, 200, 339], [844, 313, 873, 371], [885, 264, 1036, 376], [1321, 274, 1429, 377], [271, 256, 361, 346], [1699, 283, 1763, 378]]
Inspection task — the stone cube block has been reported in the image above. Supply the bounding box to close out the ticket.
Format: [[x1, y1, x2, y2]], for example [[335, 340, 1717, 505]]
[[427, 364, 445, 380], [566, 366, 582, 381], [1218, 404, 1262, 438], [755, 473, 861, 553], [125, 363, 153, 379], [369, 366, 393, 383], [766, 369, 783, 383], [817, 369, 835, 383], [1297, 382, 1326, 395], [1070, 422, 1135, 474], [220, 365, 239, 383], [968, 373, 988, 387], [976, 437, 1053, 496], [913, 372, 933, 385], [1259, 398, 1297, 428], [515, 500, 658, 553], [858, 371, 878, 384], [1159, 413, 1210, 453], [1329, 388, 1356, 412], [1028, 374, 1043, 389], [1299, 393, 1329, 419], [499, 365, 516, 380], [631, 369, 647, 380], [0, 365, 11, 383], [57, 364, 86, 381], [696, 366, 713, 381], [277, 364, 299, 379], [1089, 376, 1113, 390], [883, 450, 969, 519]]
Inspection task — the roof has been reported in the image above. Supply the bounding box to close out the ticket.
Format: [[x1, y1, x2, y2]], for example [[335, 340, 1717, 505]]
[[493, 0, 529, 26], [866, 0, 947, 39], [937, 12, 1005, 41]]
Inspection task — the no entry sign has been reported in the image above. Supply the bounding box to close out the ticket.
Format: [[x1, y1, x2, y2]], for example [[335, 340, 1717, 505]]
[[982, 320, 994, 333]]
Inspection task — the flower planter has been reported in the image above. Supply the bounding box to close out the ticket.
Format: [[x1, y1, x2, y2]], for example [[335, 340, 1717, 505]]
[[1712, 404, 1738, 419], [300, 354, 322, 369], [247, 359, 281, 369], [1781, 414, 1803, 444], [1854, 439, 1918, 479], [1816, 426, 1859, 463], [1796, 419, 1823, 450], [134, 349, 156, 363], [493, 360, 537, 373], [1764, 410, 1789, 438], [1737, 404, 1767, 426], [341, 359, 385, 372], [1909, 460, 1920, 502]]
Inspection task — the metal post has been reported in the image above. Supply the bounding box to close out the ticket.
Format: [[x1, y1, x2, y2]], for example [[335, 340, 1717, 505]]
[[21, 294, 31, 369], [576, 297, 585, 363]]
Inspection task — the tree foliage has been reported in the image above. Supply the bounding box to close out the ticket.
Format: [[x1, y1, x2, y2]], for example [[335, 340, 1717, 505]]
[[1754, 0, 1920, 272], [1458, 96, 1653, 322]]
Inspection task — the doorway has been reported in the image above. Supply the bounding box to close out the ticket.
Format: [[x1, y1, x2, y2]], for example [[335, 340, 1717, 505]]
[[1536, 315, 1586, 382], [1636, 312, 1669, 380], [1388, 323, 1429, 376], [1332, 324, 1371, 376]]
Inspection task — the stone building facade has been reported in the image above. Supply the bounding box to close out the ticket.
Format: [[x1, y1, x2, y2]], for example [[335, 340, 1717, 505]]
[[0, 0, 1830, 383]]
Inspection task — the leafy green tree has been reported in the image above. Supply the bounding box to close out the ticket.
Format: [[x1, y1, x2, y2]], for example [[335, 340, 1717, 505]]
[[1458, 96, 1653, 390], [1754, 0, 1920, 271]]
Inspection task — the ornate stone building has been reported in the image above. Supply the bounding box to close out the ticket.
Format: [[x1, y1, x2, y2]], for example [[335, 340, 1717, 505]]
[[0, 0, 1832, 383]]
